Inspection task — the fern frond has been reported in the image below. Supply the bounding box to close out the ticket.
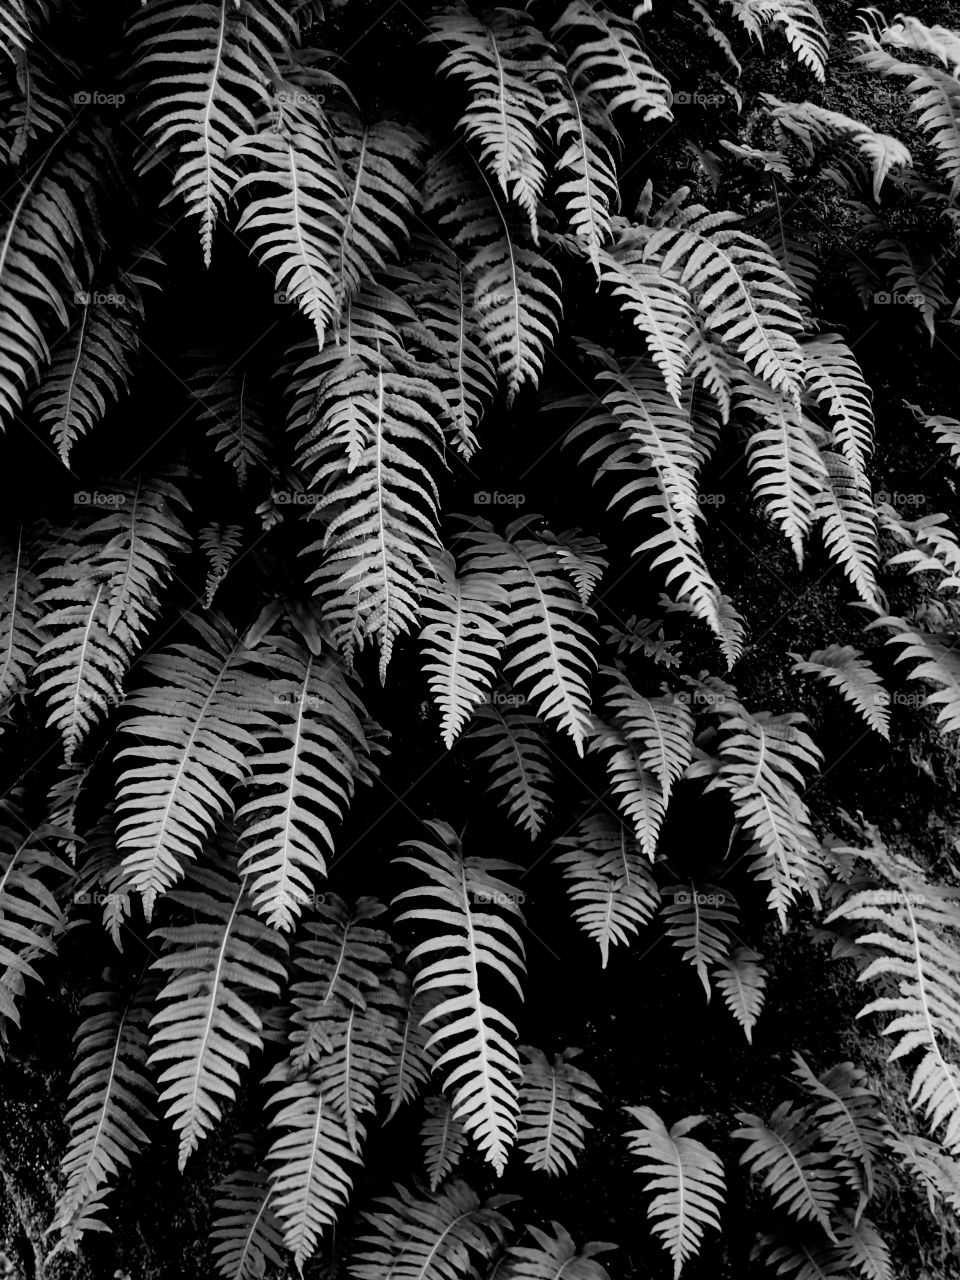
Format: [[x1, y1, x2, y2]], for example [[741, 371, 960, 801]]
[[463, 522, 597, 753], [712, 947, 767, 1043], [421, 1095, 468, 1191], [791, 1055, 887, 1217], [755, 1232, 854, 1280], [394, 821, 525, 1174], [425, 153, 562, 405], [383, 984, 441, 1121], [210, 1167, 287, 1280], [881, 507, 960, 592], [875, 237, 947, 341], [199, 521, 243, 608], [728, 0, 829, 79], [517, 1045, 601, 1175], [624, 1106, 726, 1278], [51, 986, 156, 1248], [802, 334, 874, 484], [554, 814, 660, 965], [589, 717, 667, 856], [0, 531, 43, 706], [236, 640, 374, 931], [350, 1179, 512, 1280], [553, 0, 673, 119], [709, 709, 823, 925], [601, 669, 694, 800], [116, 613, 272, 908], [889, 1131, 960, 1215], [733, 1103, 840, 1237], [265, 1072, 361, 1270], [871, 614, 960, 736], [131, 0, 296, 265], [500, 1223, 616, 1280], [419, 550, 506, 750], [470, 702, 553, 838], [815, 451, 884, 611], [790, 645, 889, 739], [662, 883, 739, 999], [191, 359, 271, 487], [148, 860, 288, 1169], [827, 880, 960, 1151], [545, 74, 620, 273], [426, 3, 550, 237], [908, 403, 960, 468]]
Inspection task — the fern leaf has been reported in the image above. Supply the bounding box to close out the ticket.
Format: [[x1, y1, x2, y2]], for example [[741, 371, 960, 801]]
[[265, 1072, 361, 1271], [51, 986, 156, 1248], [712, 947, 767, 1043], [827, 880, 960, 1152], [755, 1232, 854, 1280], [729, 0, 829, 79], [383, 984, 441, 1121], [116, 613, 272, 908], [470, 701, 554, 838], [236, 640, 374, 931], [419, 550, 506, 750], [815, 451, 884, 611], [231, 87, 344, 345], [350, 1179, 512, 1280], [871, 615, 960, 736], [148, 860, 288, 1169], [833, 1213, 892, 1280], [709, 709, 823, 925], [421, 1095, 468, 1191], [462, 521, 597, 753], [554, 1, 673, 119], [735, 1103, 840, 1237], [0, 531, 43, 706], [908, 403, 960, 469], [199, 522, 243, 608], [601, 670, 694, 799], [889, 1131, 960, 1215], [131, 0, 296, 265], [426, 3, 550, 236], [802, 334, 874, 484], [790, 645, 889, 739], [210, 1167, 287, 1280], [545, 75, 620, 273], [191, 359, 271, 487], [516, 1045, 601, 1175], [589, 717, 667, 856], [394, 821, 526, 1175], [500, 1223, 616, 1280], [554, 814, 660, 965], [662, 883, 739, 999], [425, 153, 562, 405], [624, 1106, 726, 1278]]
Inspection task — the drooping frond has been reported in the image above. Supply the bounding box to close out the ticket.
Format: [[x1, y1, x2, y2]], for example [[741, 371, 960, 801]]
[[908, 403, 960, 468], [728, 0, 829, 79], [709, 708, 823, 925], [624, 1106, 726, 1278], [235, 639, 375, 931], [470, 702, 554, 838], [0, 531, 43, 707], [712, 947, 767, 1043], [51, 986, 156, 1249], [554, 813, 660, 964], [350, 1179, 513, 1280], [200, 522, 244, 608], [802, 334, 874, 484], [115, 613, 272, 908], [500, 1223, 616, 1280], [299, 336, 447, 680], [425, 3, 551, 237], [231, 87, 344, 345], [791, 1054, 888, 1218], [588, 716, 667, 856], [890, 1131, 960, 1215], [733, 1103, 840, 1237], [31, 273, 145, 463], [516, 1046, 601, 1175], [383, 985, 441, 1121], [419, 550, 506, 750], [394, 821, 526, 1175], [553, 1, 673, 120], [754, 1232, 857, 1280], [815, 451, 884, 611], [833, 1213, 893, 1280], [191, 359, 271, 487], [33, 475, 191, 762], [827, 879, 960, 1152], [545, 74, 620, 273], [880, 507, 960, 592], [600, 669, 694, 800], [790, 645, 889, 739], [265, 1072, 361, 1271], [147, 860, 288, 1169], [871, 614, 960, 736], [210, 1167, 287, 1280], [421, 1095, 468, 1191], [131, 0, 296, 265], [462, 520, 597, 754], [425, 153, 562, 405], [661, 883, 739, 999]]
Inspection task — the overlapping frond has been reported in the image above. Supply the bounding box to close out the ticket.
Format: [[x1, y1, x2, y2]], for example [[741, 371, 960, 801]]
[[734, 1103, 840, 1237], [516, 1046, 601, 1175], [500, 1223, 616, 1280], [713, 947, 767, 1043], [470, 701, 554, 838], [0, 531, 43, 707], [210, 1167, 287, 1280], [421, 1095, 468, 1191], [790, 644, 889, 738], [661, 882, 740, 998], [553, 1, 673, 119]]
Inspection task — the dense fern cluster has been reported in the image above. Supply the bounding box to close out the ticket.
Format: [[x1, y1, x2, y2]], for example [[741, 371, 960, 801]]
[[2, 0, 960, 1277]]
